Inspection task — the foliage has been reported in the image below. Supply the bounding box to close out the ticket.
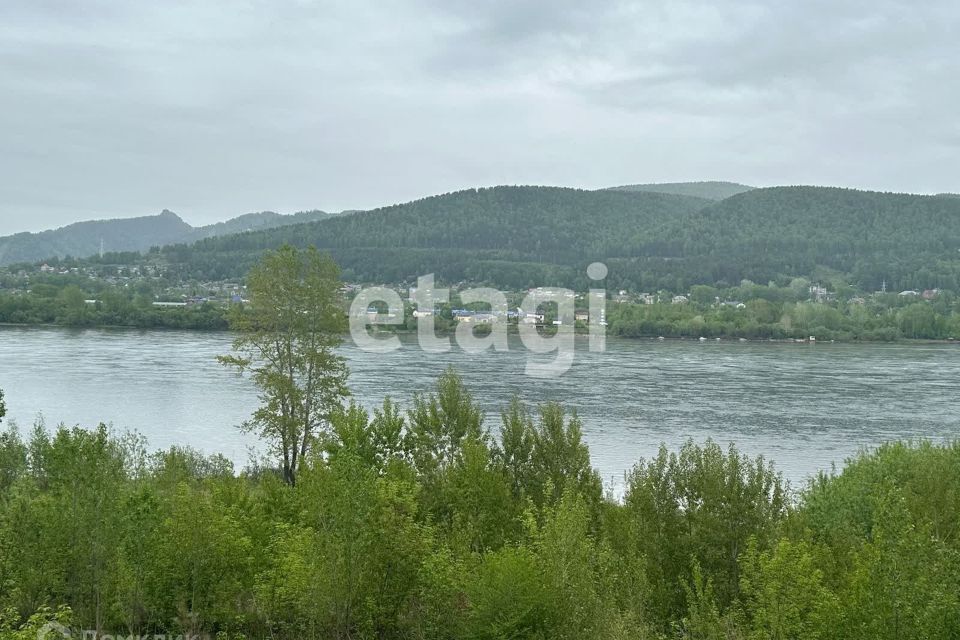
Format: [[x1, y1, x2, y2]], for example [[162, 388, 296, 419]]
[[1, 378, 959, 639], [218, 245, 348, 485], [36, 185, 960, 296], [607, 292, 960, 341], [0, 280, 230, 330], [621, 441, 787, 631]]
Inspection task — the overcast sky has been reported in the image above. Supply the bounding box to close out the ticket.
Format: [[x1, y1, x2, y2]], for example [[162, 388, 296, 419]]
[[1, 0, 958, 234]]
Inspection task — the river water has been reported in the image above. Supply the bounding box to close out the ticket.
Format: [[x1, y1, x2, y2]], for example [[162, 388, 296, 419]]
[[1, 326, 957, 489]]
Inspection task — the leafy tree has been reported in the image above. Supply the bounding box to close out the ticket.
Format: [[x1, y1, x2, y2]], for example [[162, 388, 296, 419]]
[[464, 545, 547, 638], [898, 302, 941, 338], [144, 483, 254, 635], [325, 399, 409, 476], [529, 493, 606, 639], [738, 539, 839, 640], [444, 436, 515, 553], [496, 396, 536, 501], [0, 604, 73, 640], [837, 492, 960, 639], [530, 403, 603, 514], [257, 452, 430, 639], [624, 440, 787, 630], [406, 369, 486, 474], [219, 245, 348, 486], [680, 563, 730, 640]]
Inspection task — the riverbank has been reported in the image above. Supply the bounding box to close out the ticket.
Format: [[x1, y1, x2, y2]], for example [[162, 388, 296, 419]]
[[3, 320, 958, 345]]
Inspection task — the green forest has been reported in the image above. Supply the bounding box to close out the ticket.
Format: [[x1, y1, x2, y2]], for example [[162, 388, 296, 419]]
[[1, 378, 959, 639], [57, 185, 960, 294], [607, 295, 960, 341]]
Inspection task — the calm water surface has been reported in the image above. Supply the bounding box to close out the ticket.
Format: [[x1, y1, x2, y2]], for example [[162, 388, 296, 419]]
[[1, 326, 957, 488]]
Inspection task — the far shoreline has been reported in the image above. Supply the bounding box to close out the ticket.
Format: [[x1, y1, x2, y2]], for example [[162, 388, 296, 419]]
[[1, 321, 957, 346]]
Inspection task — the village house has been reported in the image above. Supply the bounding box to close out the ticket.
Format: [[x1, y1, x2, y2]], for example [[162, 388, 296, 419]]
[[809, 284, 830, 302], [365, 305, 402, 323]]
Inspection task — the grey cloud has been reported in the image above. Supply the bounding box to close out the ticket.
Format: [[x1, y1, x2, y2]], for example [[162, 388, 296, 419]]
[[0, 1, 957, 234]]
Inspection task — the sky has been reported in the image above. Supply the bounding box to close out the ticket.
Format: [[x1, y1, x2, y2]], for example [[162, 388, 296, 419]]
[[1, 0, 958, 235]]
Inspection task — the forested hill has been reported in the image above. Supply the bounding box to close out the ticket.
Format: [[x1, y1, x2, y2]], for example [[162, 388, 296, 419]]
[[155, 187, 713, 285], [146, 185, 960, 292], [649, 186, 960, 291], [0, 210, 192, 266], [0, 208, 334, 266], [607, 180, 754, 201], [49, 185, 960, 293], [192, 209, 333, 238]]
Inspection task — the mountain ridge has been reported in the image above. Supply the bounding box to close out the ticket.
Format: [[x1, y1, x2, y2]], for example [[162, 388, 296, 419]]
[[143, 184, 960, 292], [6, 182, 960, 294], [605, 180, 754, 201], [0, 209, 335, 266]]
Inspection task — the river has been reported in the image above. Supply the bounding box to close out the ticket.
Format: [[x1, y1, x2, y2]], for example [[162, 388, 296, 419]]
[[1, 326, 957, 489]]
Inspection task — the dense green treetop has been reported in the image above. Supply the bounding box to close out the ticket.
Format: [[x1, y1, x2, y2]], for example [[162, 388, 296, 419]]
[[219, 245, 349, 486]]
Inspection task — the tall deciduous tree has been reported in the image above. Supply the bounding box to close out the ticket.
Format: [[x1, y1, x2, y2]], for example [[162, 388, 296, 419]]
[[219, 245, 348, 486]]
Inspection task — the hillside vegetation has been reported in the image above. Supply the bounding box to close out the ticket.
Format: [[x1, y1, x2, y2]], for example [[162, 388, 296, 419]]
[[146, 185, 960, 292], [8, 184, 960, 294], [154, 186, 711, 285]]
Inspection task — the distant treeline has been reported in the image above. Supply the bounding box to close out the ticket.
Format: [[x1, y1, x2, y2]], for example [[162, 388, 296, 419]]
[[3, 276, 960, 339], [0, 373, 958, 639], [608, 299, 960, 341], [0, 282, 227, 330]]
